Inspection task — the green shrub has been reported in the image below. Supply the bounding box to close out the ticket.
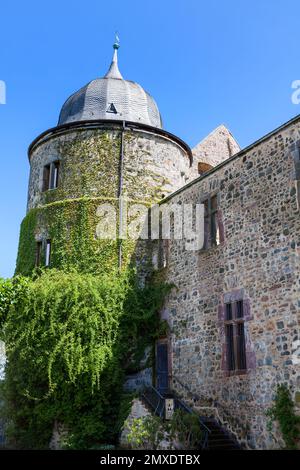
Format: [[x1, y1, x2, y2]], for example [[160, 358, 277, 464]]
[[125, 409, 202, 450], [266, 384, 300, 449]]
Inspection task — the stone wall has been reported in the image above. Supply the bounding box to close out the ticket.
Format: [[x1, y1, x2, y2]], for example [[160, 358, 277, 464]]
[[27, 124, 191, 211], [191, 124, 240, 178], [18, 123, 191, 276], [119, 399, 151, 449], [160, 117, 300, 449]]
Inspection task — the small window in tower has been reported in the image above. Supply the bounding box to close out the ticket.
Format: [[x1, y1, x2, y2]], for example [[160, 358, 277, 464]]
[[42, 161, 60, 192], [51, 161, 60, 189], [45, 240, 51, 267], [35, 241, 42, 267], [43, 164, 51, 191], [106, 103, 118, 114]]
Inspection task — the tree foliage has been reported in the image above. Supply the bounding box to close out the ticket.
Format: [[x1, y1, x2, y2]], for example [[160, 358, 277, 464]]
[[0, 269, 170, 449]]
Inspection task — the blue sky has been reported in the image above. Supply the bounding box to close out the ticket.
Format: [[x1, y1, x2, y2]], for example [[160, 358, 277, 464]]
[[0, 0, 300, 278]]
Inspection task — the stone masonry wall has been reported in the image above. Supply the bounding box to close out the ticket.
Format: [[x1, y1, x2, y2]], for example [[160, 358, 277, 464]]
[[190, 124, 241, 178], [160, 118, 300, 449], [21, 124, 192, 280], [27, 126, 191, 211]]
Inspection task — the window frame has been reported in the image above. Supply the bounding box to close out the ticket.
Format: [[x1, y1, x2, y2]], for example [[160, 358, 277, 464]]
[[202, 193, 221, 249], [224, 300, 247, 375], [158, 239, 169, 269], [45, 239, 52, 267], [42, 161, 60, 192]]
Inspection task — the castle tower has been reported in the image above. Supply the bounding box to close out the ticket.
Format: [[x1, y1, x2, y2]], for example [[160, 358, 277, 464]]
[[16, 40, 192, 275]]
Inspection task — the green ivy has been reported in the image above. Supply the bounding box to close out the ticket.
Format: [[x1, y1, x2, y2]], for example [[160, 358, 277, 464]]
[[0, 268, 170, 449], [15, 209, 38, 276], [266, 384, 300, 449], [15, 197, 153, 277]]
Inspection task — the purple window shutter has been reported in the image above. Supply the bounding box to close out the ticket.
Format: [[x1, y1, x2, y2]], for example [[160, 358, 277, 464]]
[[245, 351, 256, 370], [221, 343, 228, 371], [244, 320, 256, 370], [218, 303, 225, 322], [243, 298, 253, 321]]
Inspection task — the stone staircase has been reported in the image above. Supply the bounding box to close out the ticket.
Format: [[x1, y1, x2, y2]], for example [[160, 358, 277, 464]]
[[200, 417, 241, 450], [141, 386, 241, 451]]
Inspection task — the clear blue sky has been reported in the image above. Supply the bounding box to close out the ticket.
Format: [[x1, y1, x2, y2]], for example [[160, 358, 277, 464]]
[[1, 0, 300, 278]]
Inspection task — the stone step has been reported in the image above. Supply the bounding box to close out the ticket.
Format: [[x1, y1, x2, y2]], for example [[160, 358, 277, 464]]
[[200, 418, 241, 450], [209, 435, 236, 442]]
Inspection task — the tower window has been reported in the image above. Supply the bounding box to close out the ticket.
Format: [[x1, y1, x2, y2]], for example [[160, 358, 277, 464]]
[[224, 300, 247, 372], [45, 240, 51, 267], [106, 103, 118, 114], [35, 241, 42, 267], [43, 161, 60, 191]]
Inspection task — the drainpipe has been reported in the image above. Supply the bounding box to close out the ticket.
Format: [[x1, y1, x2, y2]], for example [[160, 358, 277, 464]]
[[118, 121, 126, 269]]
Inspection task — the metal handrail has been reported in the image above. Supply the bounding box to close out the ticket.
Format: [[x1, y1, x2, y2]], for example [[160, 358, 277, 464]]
[[175, 398, 211, 435], [172, 376, 242, 448], [142, 385, 165, 418], [141, 385, 211, 450], [174, 397, 211, 449]]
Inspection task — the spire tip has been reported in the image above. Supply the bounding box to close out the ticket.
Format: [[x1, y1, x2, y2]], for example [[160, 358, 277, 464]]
[[113, 33, 120, 50], [103, 33, 123, 79]]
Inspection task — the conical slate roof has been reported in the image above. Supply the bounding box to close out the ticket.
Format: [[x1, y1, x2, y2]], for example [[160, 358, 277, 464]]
[[58, 41, 162, 128]]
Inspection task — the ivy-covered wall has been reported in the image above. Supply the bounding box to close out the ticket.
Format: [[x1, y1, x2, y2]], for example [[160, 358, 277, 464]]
[[27, 126, 190, 211], [15, 197, 153, 276], [18, 124, 190, 275], [27, 130, 121, 210], [9, 123, 185, 448]]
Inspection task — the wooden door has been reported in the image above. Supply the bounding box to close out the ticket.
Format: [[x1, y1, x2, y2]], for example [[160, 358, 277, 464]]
[[156, 341, 169, 395]]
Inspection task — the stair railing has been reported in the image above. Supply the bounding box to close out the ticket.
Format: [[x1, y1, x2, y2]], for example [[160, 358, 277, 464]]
[[141, 385, 165, 418], [141, 385, 211, 449], [174, 396, 211, 449]]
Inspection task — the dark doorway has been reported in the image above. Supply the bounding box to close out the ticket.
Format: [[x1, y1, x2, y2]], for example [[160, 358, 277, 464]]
[[156, 340, 169, 395]]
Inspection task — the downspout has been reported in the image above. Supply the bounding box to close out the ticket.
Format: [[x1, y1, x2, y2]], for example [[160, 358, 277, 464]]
[[118, 121, 126, 269]]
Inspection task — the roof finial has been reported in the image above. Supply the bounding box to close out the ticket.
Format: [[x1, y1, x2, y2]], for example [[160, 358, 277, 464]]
[[113, 32, 120, 50], [104, 33, 123, 80]]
